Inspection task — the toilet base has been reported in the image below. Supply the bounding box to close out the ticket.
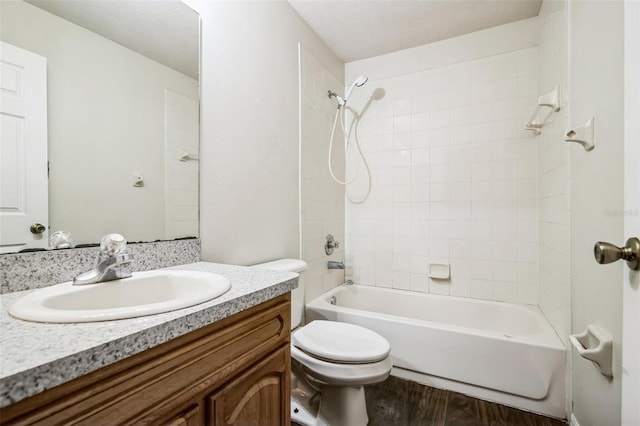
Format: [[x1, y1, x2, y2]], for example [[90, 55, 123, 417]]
[[291, 384, 368, 426], [318, 385, 368, 426], [292, 399, 319, 426]]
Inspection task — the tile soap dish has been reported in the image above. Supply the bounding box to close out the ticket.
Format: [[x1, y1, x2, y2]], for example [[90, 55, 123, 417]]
[[569, 324, 613, 377], [428, 263, 450, 280]]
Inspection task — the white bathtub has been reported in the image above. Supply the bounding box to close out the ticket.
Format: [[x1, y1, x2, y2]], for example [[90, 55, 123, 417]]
[[305, 284, 566, 419]]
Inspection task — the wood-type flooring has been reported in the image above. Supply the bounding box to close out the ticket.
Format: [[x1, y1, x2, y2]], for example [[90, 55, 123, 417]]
[[365, 376, 567, 426]]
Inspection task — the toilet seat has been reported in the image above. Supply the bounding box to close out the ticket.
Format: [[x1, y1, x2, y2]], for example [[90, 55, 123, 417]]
[[291, 320, 392, 386], [291, 344, 392, 386], [293, 320, 390, 363]]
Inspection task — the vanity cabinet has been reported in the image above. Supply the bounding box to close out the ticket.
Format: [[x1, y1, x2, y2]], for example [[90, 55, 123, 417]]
[[207, 346, 289, 425], [0, 294, 291, 426], [164, 404, 202, 426]]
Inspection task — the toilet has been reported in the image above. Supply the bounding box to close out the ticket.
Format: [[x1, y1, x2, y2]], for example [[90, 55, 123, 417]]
[[252, 259, 392, 426]]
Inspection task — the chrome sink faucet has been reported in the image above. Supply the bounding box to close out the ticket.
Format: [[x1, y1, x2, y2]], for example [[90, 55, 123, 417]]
[[73, 234, 133, 285]]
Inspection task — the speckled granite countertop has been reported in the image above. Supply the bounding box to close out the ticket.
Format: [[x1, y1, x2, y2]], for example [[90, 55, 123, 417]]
[[0, 262, 298, 408]]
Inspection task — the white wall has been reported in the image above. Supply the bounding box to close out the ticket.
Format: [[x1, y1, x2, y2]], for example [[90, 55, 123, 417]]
[[344, 19, 540, 303], [0, 0, 198, 245], [185, 0, 343, 265], [568, 1, 624, 425], [299, 45, 345, 302]]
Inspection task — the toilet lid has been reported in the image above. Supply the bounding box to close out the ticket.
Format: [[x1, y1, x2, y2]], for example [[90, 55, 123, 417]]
[[292, 320, 390, 363]]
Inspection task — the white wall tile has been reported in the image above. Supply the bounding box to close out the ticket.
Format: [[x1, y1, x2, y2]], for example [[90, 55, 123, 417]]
[[393, 115, 411, 133], [394, 98, 412, 115], [450, 63, 472, 88], [450, 277, 471, 297], [412, 148, 430, 166], [450, 107, 472, 126], [345, 37, 539, 305], [429, 279, 451, 295], [450, 220, 471, 240], [431, 90, 451, 110], [393, 133, 411, 150], [470, 279, 493, 300], [431, 109, 451, 128], [494, 280, 518, 302], [493, 261, 518, 282], [411, 130, 430, 147], [411, 273, 429, 292], [450, 125, 472, 145], [430, 128, 451, 146], [518, 74, 538, 96]]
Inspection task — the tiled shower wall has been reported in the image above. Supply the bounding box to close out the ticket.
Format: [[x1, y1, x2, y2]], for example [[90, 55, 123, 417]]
[[299, 45, 346, 303], [164, 89, 199, 240], [537, 0, 570, 346], [536, 1, 571, 414], [344, 21, 540, 304]]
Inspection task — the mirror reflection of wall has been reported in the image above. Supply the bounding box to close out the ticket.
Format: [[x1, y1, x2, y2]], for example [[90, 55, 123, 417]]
[[0, 0, 200, 252]]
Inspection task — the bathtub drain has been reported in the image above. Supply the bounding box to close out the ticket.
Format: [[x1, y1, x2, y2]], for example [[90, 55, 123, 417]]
[[330, 296, 337, 305]]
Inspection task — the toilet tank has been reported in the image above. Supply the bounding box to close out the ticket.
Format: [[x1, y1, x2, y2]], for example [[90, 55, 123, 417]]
[[251, 259, 307, 329]]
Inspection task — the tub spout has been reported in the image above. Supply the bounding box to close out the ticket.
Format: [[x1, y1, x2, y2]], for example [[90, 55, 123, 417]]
[[327, 261, 345, 270]]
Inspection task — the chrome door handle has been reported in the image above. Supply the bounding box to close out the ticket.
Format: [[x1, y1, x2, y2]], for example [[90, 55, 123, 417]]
[[594, 237, 640, 271]]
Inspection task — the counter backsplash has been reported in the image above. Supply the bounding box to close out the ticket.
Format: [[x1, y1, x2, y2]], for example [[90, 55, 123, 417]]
[[0, 239, 200, 294]]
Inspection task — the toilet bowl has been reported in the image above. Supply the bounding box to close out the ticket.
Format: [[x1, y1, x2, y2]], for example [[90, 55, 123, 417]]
[[252, 259, 392, 426]]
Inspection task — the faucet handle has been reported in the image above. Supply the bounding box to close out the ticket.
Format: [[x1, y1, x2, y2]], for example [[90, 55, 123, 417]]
[[100, 233, 127, 256], [325, 234, 340, 255]]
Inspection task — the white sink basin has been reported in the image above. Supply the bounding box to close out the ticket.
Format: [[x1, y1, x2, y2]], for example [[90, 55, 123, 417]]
[[8, 270, 231, 323]]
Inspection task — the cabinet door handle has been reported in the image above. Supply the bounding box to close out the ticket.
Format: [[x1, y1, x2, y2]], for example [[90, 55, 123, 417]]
[[594, 237, 640, 271]]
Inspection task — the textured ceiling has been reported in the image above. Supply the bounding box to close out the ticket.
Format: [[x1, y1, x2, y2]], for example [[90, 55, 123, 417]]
[[289, 0, 543, 63], [25, 0, 199, 79]]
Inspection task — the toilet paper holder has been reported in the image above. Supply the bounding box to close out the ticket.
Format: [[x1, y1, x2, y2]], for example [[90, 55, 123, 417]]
[[569, 324, 613, 377]]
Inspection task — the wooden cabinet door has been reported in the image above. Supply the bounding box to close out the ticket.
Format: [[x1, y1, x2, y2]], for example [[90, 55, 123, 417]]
[[163, 404, 203, 426], [207, 346, 290, 426]]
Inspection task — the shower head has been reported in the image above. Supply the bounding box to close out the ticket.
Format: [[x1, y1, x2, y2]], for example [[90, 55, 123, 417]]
[[344, 75, 368, 104], [353, 75, 368, 87]]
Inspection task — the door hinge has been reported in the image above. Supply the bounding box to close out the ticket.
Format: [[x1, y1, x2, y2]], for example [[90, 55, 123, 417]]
[[47, 161, 50, 178]]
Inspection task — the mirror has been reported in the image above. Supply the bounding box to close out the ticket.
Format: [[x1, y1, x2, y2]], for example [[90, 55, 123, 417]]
[[0, 0, 200, 252]]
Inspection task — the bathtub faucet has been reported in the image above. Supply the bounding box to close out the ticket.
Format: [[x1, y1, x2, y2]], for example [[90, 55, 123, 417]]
[[327, 261, 345, 270]]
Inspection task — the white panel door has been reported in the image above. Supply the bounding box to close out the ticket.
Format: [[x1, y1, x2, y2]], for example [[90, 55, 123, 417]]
[[0, 42, 48, 253], [568, 2, 625, 425], [622, 1, 640, 423]]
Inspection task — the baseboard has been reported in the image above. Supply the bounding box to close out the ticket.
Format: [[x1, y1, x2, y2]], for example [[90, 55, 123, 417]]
[[570, 413, 580, 426]]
